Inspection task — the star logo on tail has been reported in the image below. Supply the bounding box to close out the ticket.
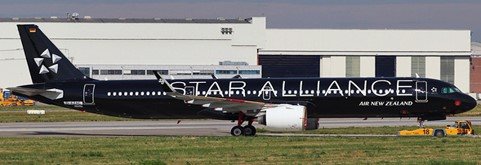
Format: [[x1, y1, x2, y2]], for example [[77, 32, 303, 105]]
[[34, 49, 62, 74]]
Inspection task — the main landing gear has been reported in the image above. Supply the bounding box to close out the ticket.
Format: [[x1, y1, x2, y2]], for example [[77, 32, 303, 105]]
[[230, 112, 256, 136]]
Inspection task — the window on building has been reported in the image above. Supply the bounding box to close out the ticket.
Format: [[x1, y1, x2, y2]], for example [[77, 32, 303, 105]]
[[216, 70, 238, 74], [193, 70, 214, 75], [411, 56, 425, 77], [130, 70, 146, 75], [171, 70, 192, 75], [100, 70, 122, 75], [100, 70, 108, 75], [345, 56, 360, 77], [112, 70, 122, 75], [441, 56, 455, 84], [147, 70, 168, 75], [219, 61, 248, 65], [78, 67, 90, 77], [239, 70, 260, 75], [92, 70, 99, 75], [221, 28, 233, 34]]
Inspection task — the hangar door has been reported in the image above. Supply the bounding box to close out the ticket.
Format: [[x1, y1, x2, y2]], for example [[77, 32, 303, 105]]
[[258, 55, 320, 78], [375, 56, 396, 77]]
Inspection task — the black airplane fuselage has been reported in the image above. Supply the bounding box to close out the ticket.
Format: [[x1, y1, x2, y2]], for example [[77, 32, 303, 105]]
[[18, 77, 476, 120], [14, 24, 477, 122]]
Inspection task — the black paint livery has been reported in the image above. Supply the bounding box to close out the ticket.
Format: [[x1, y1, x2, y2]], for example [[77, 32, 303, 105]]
[[10, 25, 477, 135]]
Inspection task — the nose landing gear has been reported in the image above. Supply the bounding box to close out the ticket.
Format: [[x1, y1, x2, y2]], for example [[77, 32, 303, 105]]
[[230, 112, 257, 136], [417, 117, 425, 128]]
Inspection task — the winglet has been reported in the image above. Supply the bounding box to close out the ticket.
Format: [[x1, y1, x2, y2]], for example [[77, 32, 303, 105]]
[[232, 75, 242, 79], [153, 71, 175, 93], [211, 74, 217, 79], [415, 73, 420, 78]]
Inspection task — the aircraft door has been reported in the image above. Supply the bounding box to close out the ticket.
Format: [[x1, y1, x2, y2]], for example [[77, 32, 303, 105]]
[[262, 86, 271, 100], [185, 86, 195, 96], [415, 81, 428, 103], [83, 84, 95, 105]]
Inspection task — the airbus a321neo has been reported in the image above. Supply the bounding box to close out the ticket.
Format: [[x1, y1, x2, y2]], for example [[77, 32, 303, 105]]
[[9, 25, 477, 136]]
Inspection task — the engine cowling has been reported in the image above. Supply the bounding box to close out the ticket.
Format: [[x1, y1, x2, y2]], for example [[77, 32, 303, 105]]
[[257, 104, 319, 131]]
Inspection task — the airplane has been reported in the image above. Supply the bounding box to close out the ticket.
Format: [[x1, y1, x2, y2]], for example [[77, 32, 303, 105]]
[[8, 24, 477, 136]]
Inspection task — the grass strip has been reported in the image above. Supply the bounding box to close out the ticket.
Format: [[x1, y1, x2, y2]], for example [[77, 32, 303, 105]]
[[0, 136, 479, 164]]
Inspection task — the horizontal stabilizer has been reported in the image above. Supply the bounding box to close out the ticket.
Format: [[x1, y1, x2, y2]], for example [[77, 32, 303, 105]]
[[7, 87, 64, 100]]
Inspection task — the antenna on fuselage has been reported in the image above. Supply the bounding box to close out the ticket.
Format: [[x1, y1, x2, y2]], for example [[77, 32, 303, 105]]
[[415, 73, 420, 78]]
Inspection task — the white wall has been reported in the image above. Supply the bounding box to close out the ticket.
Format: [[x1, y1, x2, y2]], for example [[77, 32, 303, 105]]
[[0, 17, 266, 87], [320, 56, 331, 77], [263, 29, 471, 53], [360, 56, 375, 77], [0, 17, 473, 92], [455, 57, 470, 92], [260, 28, 472, 93], [425, 56, 441, 79], [396, 56, 411, 77], [320, 56, 346, 77], [330, 56, 346, 77]]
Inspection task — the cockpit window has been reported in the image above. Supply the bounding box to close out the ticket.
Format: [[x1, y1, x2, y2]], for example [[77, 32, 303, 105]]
[[453, 87, 461, 92], [442, 87, 460, 94]]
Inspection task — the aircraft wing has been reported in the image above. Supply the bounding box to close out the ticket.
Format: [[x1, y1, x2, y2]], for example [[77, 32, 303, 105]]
[[153, 71, 268, 113]]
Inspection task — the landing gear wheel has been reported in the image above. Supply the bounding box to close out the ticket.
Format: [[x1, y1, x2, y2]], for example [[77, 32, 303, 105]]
[[230, 126, 244, 136], [243, 125, 256, 136], [434, 129, 445, 137]]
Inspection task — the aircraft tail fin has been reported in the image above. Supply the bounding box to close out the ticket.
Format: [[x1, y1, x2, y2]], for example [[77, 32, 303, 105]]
[[17, 24, 88, 83]]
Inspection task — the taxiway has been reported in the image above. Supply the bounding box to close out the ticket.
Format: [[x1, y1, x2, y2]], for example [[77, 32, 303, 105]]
[[0, 117, 479, 137]]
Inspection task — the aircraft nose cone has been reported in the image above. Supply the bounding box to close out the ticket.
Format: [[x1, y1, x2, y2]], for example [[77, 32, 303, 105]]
[[460, 94, 477, 112]]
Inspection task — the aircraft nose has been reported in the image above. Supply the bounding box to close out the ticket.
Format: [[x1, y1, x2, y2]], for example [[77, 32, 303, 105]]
[[457, 94, 477, 112]]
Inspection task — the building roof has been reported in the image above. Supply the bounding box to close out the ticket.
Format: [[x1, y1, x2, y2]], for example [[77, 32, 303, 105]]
[[0, 17, 252, 24]]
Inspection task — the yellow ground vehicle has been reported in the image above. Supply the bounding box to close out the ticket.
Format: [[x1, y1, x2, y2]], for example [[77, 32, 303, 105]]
[[0, 89, 35, 106], [21, 99, 35, 106], [398, 120, 474, 137]]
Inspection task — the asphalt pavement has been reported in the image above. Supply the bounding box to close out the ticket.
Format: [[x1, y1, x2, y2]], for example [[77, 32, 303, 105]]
[[0, 117, 479, 137]]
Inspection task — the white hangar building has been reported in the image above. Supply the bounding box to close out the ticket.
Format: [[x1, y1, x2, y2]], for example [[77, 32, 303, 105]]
[[0, 17, 472, 93]]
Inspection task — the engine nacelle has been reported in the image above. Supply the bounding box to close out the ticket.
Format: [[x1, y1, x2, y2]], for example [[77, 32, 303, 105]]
[[257, 104, 319, 131]]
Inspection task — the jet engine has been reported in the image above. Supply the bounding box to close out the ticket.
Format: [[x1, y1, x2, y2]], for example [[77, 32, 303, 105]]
[[257, 104, 319, 131]]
